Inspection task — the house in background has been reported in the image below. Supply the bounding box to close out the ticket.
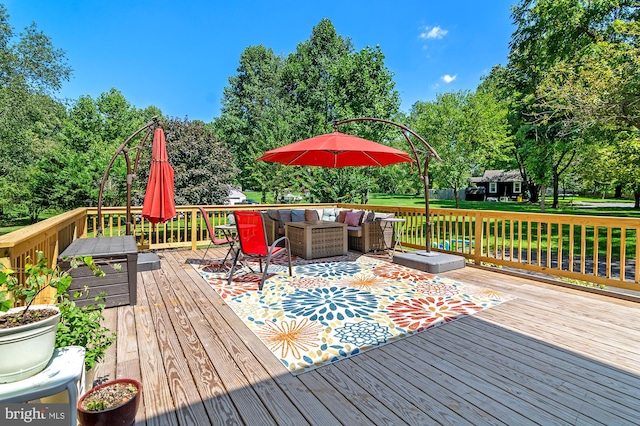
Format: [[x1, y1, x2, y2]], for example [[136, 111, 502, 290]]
[[468, 170, 524, 201], [225, 188, 247, 205]]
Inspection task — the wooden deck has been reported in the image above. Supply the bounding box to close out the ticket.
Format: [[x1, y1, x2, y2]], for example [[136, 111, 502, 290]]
[[89, 248, 640, 425]]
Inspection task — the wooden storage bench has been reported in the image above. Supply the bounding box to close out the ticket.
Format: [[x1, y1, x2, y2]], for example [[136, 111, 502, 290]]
[[58, 236, 138, 308]]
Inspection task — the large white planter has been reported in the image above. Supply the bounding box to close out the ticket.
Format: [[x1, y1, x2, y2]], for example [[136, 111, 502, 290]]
[[0, 305, 60, 383]]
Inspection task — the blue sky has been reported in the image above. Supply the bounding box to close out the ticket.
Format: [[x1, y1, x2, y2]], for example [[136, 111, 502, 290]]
[[5, 1, 515, 122]]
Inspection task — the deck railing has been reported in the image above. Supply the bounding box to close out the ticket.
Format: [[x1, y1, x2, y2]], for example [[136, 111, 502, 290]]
[[1, 204, 638, 299]]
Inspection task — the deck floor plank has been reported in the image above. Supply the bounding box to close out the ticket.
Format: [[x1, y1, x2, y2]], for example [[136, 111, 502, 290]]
[[143, 267, 213, 426], [149, 256, 247, 425], [363, 346, 506, 426], [453, 316, 640, 402], [420, 320, 613, 425], [382, 333, 545, 426], [440, 319, 640, 424], [165, 252, 314, 426], [170, 249, 345, 425], [91, 248, 640, 425], [87, 304, 117, 386], [134, 270, 178, 426], [159, 250, 295, 425]]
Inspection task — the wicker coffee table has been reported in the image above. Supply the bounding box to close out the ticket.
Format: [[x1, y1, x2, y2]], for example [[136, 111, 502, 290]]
[[285, 220, 348, 260]]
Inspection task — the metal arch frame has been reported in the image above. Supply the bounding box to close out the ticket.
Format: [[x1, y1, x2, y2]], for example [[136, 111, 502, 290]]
[[332, 117, 442, 253], [96, 116, 161, 236]]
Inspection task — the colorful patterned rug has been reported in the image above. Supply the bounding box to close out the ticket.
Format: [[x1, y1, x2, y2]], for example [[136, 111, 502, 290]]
[[192, 253, 512, 375]]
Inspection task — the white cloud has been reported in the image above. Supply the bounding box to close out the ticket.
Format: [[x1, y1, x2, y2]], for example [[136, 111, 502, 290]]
[[442, 74, 457, 83], [419, 26, 448, 40]]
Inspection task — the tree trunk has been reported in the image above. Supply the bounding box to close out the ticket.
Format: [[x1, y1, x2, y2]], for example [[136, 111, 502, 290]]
[[634, 187, 640, 209], [539, 185, 546, 213], [552, 172, 560, 209], [453, 186, 460, 209], [614, 185, 623, 199], [527, 182, 539, 203]]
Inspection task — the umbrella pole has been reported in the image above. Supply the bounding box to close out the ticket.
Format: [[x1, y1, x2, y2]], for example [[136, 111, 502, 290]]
[[97, 117, 159, 236], [332, 117, 441, 253]]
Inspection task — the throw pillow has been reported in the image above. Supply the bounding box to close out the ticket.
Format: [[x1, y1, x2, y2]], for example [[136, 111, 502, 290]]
[[337, 209, 351, 223], [351, 210, 366, 225], [322, 208, 337, 221], [345, 211, 364, 227], [291, 209, 305, 222], [305, 209, 319, 221], [279, 209, 292, 225], [363, 211, 376, 223]]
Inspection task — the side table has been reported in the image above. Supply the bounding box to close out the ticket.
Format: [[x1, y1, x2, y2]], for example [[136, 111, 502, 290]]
[[379, 218, 406, 256], [0, 346, 86, 426]]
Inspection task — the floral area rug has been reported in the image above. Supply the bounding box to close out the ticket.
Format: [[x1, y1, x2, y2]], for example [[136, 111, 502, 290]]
[[191, 253, 512, 375]]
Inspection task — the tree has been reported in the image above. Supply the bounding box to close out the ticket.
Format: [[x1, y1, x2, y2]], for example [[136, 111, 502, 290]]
[[217, 19, 402, 203], [137, 118, 238, 206], [214, 45, 291, 200], [507, 0, 640, 208], [280, 19, 402, 201], [61, 89, 147, 208], [409, 91, 511, 208], [0, 5, 72, 216]]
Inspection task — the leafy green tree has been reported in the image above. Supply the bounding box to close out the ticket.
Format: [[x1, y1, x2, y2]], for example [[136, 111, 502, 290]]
[[409, 91, 511, 208], [280, 19, 402, 202], [214, 45, 291, 200], [217, 19, 402, 203], [0, 5, 71, 216], [507, 0, 640, 208], [61, 89, 148, 208], [136, 117, 238, 206], [281, 18, 353, 138]]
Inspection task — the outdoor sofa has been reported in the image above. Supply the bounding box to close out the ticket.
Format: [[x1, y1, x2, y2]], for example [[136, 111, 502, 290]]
[[262, 208, 394, 253]]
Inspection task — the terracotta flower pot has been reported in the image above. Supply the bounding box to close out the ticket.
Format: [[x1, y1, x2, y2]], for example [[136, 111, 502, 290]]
[[77, 378, 141, 426]]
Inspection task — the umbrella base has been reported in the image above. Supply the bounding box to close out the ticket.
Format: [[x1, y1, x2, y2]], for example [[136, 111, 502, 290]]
[[138, 252, 161, 272], [393, 251, 465, 273]]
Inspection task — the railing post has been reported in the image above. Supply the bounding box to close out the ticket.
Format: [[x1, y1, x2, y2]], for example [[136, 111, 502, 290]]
[[474, 211, 483, 265], [191, 207, 199, 251]]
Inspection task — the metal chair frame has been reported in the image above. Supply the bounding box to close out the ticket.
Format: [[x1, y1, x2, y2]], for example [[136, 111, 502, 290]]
[[227, 211, 292, 290], [198, 206, 237, 266]]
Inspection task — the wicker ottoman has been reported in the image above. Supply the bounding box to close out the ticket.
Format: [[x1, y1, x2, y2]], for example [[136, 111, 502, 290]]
[[285, 221, 348, 260]]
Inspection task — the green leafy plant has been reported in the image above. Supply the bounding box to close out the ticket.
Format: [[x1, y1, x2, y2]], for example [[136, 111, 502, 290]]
[[56, 287, 115, 370], [0, 251, 116, 370], [0, 251, 103, 318]]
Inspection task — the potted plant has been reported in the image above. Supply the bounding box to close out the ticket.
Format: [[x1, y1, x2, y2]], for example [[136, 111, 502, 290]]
[[0, 251, 105, 383], [77, 378, 141, 426]]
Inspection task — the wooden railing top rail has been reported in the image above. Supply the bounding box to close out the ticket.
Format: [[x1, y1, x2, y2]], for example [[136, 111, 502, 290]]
[[0, 207, 88, 249], [429, 207, 640, 226], [85, 203, 341, 213]]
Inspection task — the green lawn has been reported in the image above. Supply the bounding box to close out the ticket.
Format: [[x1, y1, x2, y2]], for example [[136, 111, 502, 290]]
[[245, 191, 640, 217], [1, 194, 638, 236]]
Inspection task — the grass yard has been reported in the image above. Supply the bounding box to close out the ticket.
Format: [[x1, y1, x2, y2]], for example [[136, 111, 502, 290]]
[[245, 191, 640, 217], [1, 193, 638, 236]]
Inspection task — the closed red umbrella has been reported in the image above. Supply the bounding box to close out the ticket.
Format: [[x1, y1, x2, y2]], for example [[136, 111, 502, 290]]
[[256, 132, 413, 168], [141, 128, 176, 225]]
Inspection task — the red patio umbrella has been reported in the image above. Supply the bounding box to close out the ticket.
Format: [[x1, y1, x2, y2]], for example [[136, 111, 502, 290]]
[[256, 132, 413, 168], [141, 128, 176, 225]]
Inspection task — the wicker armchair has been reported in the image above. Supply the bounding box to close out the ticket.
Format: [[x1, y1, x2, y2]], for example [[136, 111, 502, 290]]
[[347, 220, 394, 253], [263, 213, 285, 246]]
